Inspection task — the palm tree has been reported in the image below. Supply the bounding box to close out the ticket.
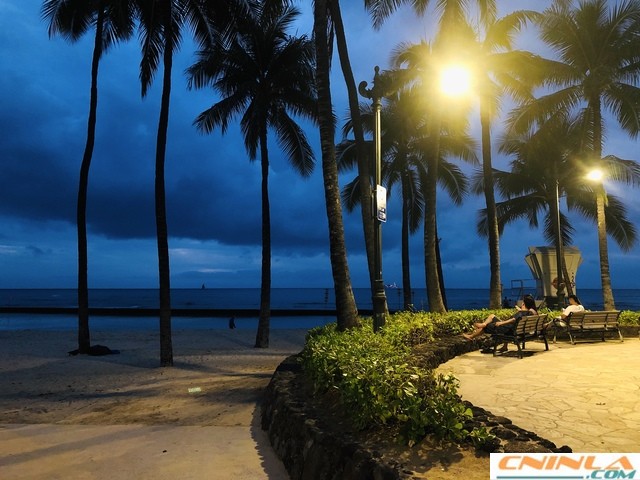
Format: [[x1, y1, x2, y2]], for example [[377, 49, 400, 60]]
[[507, 0, 640, 309], [478, 118, 640, 296], [134, 0, 241, 366], [187, 1, 317, 348], [42, 0, 135, 354], [338, 87, 477, 310], [329, 0, 379, 304], [359, 0, 497, 313], [390, 39, 476, 312], [458, 10, 543, 308], [313, 0, 359, 330]]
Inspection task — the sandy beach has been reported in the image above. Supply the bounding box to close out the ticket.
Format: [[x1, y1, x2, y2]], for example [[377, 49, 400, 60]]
[[0, 327, 308, 479]]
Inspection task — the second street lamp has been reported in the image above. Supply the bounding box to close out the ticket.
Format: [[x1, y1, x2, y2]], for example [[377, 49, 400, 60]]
[[359, 66, 389, 332]]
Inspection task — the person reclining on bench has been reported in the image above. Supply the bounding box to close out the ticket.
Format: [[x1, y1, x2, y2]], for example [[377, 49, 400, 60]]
[[462, 294, 538, 351]]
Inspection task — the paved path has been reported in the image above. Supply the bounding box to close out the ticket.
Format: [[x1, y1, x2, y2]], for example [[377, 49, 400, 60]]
[[437, 337, 640, 452], [0, 423, 289, 480]]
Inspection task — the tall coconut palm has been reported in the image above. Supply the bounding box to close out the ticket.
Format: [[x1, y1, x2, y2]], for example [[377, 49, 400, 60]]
[[187, 1, 317, 348], [329, 0, 379, 303], [364, 0, 496, 30], [338, 87, 477, 310], [390, 39, 476, 312], [359, 0, 496, 312], [507, 0, 640, 309], [134, 0, 243, 366], [42, 0, 135, 354], [314, 0, 359, 330], [457, 10, 543, 308], [478, 119, 640, 295]]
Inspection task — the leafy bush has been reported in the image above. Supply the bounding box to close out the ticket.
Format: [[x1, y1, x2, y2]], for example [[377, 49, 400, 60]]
[[619, 310, 640, 326], [301, 310, 502, 446], [301, 307, 640, 447]]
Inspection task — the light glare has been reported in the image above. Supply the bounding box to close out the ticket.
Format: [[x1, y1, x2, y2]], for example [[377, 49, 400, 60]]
[[440, 65, 471, 96], [587, 169, 604, 182]]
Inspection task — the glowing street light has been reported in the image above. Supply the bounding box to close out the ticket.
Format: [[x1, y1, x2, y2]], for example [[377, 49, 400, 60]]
[[439, 64, 472, 97], [586, 168, 604, 182]]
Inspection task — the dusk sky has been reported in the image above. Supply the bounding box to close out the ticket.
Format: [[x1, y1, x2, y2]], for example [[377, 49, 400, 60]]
[[1, 0, 639, 291]]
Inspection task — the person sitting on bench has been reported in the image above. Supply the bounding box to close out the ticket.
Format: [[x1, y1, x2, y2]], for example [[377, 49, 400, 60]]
[[462, 294, 538, 351], [544, 294, 584, 330]]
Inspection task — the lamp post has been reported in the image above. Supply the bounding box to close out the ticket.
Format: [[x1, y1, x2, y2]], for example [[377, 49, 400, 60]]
[[359, 66, 388, 332]]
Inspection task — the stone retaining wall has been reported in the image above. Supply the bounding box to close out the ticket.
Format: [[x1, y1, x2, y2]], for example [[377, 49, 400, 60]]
[[262, 336, 572, 480]]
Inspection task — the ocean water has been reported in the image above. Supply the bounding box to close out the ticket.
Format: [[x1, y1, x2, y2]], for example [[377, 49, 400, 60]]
[[0, 287, 638, 331]]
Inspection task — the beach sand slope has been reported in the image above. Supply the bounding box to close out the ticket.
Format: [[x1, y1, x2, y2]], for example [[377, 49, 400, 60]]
[[0, 328, 307, 480]]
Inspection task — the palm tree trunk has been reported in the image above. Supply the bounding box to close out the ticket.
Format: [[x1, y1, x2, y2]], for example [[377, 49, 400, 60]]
[[552, 171, 566, 308], [562, 257, 574, 297], [401, 172, 412, 310], [592, 98, 615, 310], [424, 117, 446, 313], [435, 224, 447, 310], [596, 190, 615, 309], [313, 0, 359, 330], [480, 107, 501, 309], [330, 0, 378, 291], [156, 28, 174, 367], [255, 127, 271, 348], [77, 11, 105, 354]]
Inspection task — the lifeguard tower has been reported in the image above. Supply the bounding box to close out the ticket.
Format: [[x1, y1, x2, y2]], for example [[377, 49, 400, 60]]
[[524, 246, 583, 308]]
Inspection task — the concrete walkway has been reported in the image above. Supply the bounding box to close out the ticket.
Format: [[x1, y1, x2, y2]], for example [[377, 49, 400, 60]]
[[437, 336, 640, 453], [0, 422, 289, 480]]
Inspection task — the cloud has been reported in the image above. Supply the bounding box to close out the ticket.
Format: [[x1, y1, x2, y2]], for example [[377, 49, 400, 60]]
[[1, 0, 639, 292]]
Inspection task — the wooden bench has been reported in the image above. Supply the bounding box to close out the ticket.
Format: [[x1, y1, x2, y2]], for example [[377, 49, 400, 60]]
[[554, 310, 624, 344], [490, 313, 549, 359]]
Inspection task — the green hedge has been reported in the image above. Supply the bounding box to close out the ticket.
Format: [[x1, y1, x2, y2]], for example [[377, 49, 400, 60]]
[[301, 310, 497, 446], [301, 308, 640, 447]]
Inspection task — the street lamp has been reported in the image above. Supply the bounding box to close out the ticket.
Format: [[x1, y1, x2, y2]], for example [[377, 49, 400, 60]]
[[587, 168, 604, 182], [439, 65, 472, 97], [359, 66, 389, 332]]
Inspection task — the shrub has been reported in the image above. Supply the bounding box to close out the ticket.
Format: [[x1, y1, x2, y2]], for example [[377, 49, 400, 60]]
[[301, 308, 640, 446], [301, 310, 501, 446]]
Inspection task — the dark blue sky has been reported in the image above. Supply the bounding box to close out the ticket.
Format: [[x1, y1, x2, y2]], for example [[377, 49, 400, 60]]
[[1, 0, 639, 290]]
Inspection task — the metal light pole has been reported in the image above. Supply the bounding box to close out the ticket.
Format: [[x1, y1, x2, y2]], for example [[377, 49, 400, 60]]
[[359, 66, 387, 332]]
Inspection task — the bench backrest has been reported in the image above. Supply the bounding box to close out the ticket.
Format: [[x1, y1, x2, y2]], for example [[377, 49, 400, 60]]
[[566, 310, 621, 329], [514, 313, 546, 337]]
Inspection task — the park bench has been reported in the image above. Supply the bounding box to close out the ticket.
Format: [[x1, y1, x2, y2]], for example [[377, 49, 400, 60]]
[[553, 310, 623, 345], [490, 313, 549, 359]]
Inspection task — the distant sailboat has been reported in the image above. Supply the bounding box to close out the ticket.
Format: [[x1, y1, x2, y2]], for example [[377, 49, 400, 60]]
[[201, 283, 206, 289]]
